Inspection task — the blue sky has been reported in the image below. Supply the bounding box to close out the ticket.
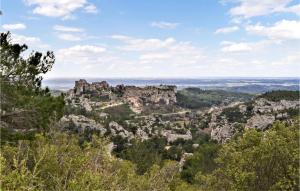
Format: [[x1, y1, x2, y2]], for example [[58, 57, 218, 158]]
[[1, 0, 300, 78]]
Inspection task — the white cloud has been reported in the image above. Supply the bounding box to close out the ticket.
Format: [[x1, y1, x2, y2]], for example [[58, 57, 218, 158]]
[[10, 33, 49, 49], [25, 0, 98, 18], [246, 20, 300, 40], [284, 3, 300, 15], [49, 36, 206, 77], [53, 25, 84, 32], [228, 0, 299, 18], [150, 21, 180, 29], [221, 41, 252, 52], [56, 33, 83, 41], [139, 53, 171, 62], [220, 40, 276, 53], [111, 35, 205, 65], [215, 26, 239, 34], [2, 23, 26, 30], [47, 34, 298, 78], [53, 44, 127, 77], [84, 4, 98, 14], [59, 45, 106, 55], [53, 25, 87, 41], [110, 35, 177, 51]]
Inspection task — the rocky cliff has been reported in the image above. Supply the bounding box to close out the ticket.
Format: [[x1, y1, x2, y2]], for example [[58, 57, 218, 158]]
[[66, 79, 177, 113], [116, 85, 177, 113], [209, 98, 299, 143]]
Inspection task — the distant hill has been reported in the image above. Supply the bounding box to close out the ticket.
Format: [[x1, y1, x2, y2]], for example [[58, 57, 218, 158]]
[[221, 84, 299, 94]]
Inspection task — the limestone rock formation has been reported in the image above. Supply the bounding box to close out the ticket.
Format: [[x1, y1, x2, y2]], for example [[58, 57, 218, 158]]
[[116, 85, 177, 113], [209, 98, 299, 143], [109, 121, 134, 139], [162, 130, 192, 143], [245, 114, 275, 130], [66, 79, 177, 113], [60, 114, 107, 135]]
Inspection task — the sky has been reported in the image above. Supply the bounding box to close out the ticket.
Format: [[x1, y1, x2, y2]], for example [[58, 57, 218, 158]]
[[1, 0, 300, 78]]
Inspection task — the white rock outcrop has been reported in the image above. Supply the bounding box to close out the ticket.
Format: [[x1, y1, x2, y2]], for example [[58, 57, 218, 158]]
[[60, 114, 107, 135]]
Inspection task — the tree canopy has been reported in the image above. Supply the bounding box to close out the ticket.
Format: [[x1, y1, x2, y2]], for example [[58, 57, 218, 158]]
[[0, 32, 64, 142]]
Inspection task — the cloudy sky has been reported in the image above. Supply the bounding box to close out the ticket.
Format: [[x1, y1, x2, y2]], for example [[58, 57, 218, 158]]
[[1, 0, 300, 78]]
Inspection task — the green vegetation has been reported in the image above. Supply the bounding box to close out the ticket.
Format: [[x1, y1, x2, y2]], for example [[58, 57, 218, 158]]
[[220, 106, 248, 123], [119, 137, 167, 175], [198, 121, 299, 191], [90, 94, 110, 102], [181, 143, 220, 183], [2, 121, 298, 190], [285, 108, 300, 118], [0, 132, 183, 191], [257, 90, 299, 102], [141, 104, 180, 115], [176, 88, 252, 109], [0, 32, 65, 142], [102, 103, 134, 124]]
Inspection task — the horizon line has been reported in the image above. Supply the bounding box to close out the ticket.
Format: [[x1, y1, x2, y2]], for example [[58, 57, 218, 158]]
[[44, 76, 300, 80]]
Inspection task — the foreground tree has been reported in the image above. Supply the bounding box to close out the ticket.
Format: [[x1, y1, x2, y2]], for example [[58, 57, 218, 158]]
[[181, 143, 220, 183], [0, 32, 64, 142], [198, 121, 299, 191]]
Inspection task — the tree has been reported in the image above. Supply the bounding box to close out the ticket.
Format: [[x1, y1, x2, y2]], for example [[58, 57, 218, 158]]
[[120, 137, 167, 175], [0, 32, 64, 142], [181, 143, 220, 183], [198, 122, 299, 191]]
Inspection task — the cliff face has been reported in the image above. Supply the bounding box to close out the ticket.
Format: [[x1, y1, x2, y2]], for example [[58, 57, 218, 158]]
[[209, 98, 299, 143], [116, 85, 177, 113], [74, 79, 110, 95], [67, 79, 177, 113]]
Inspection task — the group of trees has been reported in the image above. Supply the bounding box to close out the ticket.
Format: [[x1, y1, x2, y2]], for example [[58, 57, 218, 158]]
[[1, 32, 299, 190], [1, 132, 186, 191], [184, 122, 299, 191], [176, 88, 252, 110], [257, 90, 299, 102]]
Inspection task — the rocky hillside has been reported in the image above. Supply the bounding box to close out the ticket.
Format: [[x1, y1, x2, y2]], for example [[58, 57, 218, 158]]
[[208, 91, 299, 143], [66, 79, 176, 113], [60, 80, 299, 164]]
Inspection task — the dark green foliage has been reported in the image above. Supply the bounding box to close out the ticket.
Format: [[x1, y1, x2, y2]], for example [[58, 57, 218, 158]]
[[1, 32, 54, 88], [192, 133, 212, 145], [64, 105, 89, 116], [221, 106, 247, 123], [0, 32, 65, 142], [141, 104, 180, 115], [202, 122, 300, 191], [0, 128, 36, 144], [245, 101, 254, 117], [111, 135, 130, 157], [176, 88, 252, 110], [163, 146, 183, 161], [119, 137, 167, 174], [285, 108, 300, 118], [257, 90, 299, 102], [181, 143, 220, 183], [102, 104, 134, 124], [90, 94, 110, 102]]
